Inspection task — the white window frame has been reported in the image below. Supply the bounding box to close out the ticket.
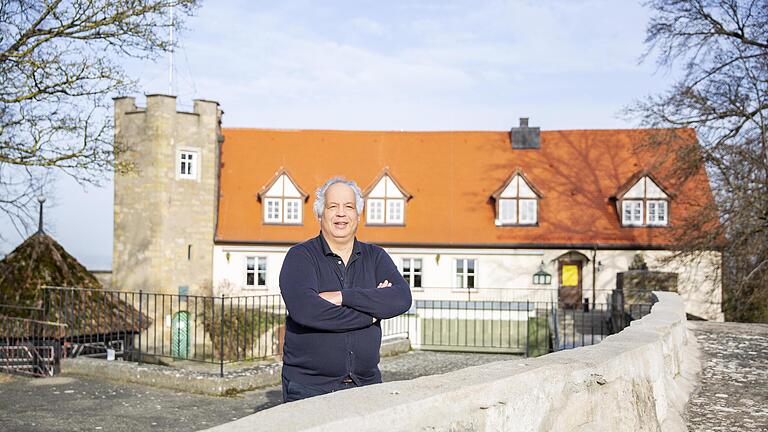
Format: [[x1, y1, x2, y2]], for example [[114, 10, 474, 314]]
[[177, 149, 199, 180], [264, 198, 282, 223], [454, 258, 477, 290], [646, 200, 668, 226], [401, 258, 423, 290], [622, 200, 643, 226], [519, 199, 537, 224], [366, 199, 385, 224], [386, 199, 404, 224], [283, 198, 302, 224], [498, 199, 517, 224], [245, 256, 267, 288]]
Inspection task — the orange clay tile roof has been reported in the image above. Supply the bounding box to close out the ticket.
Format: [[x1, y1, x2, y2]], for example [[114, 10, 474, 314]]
[[215, 128, 716, 248]]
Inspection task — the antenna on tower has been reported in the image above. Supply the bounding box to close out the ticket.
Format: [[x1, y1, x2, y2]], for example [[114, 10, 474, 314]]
[[168, 4, 175, 95]]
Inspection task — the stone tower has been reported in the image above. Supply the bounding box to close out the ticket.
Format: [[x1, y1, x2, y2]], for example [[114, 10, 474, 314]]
[[113, 95, 222, 296]]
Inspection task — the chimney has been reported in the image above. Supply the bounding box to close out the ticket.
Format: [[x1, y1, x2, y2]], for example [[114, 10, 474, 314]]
[[510, 117, 540, 149]]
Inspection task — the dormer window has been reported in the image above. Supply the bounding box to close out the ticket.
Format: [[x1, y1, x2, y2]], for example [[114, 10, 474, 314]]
[[622, 200, 643, 226], [492, 170, 542, 226], [363, 169, 412, 226], [257, 169, 308, 225], [647, 200, 668, 225], [616, 174, 670, 227]]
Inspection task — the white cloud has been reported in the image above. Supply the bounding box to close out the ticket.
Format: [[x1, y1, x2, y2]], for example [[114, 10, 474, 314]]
[[349, 17, 388, 36]]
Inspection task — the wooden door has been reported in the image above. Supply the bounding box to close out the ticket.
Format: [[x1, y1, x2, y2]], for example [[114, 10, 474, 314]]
[[558, 260, 582, 309]]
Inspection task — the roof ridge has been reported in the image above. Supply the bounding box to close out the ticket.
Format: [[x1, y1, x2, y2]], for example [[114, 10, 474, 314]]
[[221, 127, 694, 133]]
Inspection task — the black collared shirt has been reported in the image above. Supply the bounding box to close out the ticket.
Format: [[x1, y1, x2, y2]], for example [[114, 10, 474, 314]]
[[279, 233, 412, 389]]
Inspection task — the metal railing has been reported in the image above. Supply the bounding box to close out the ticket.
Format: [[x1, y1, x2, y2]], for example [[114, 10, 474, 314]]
[[410, 287, 658, 305], [411, 299, 653, 355], [37, 287, 410, 376], [40, 287, 287, 375], [381, 312, 409, 340], [1, 286, 654, 377]]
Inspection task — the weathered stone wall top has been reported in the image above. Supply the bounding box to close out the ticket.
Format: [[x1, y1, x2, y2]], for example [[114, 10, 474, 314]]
[[201, 292, 699, 432]]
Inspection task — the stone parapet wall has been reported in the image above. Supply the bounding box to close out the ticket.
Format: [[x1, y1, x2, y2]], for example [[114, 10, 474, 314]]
[[201, 291, 699, 432]]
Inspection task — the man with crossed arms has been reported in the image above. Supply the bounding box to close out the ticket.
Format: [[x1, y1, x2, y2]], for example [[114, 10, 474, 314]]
[[279, 177, 412, 402]]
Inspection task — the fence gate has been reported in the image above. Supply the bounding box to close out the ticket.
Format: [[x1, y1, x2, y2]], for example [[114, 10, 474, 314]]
[[171, 311, 190, 359], [0, 343, 60, 377], [0, 315, 66, 377]]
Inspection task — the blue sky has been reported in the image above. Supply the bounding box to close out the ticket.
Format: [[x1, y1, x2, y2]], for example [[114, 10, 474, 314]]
[[0, 0, 677, 269]]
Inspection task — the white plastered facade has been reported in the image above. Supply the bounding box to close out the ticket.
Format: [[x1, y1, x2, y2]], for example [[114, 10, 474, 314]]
[[212, 245, 723, 321]]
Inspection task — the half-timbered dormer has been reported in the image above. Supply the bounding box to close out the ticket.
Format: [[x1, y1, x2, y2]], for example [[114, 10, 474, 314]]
[[492, 170, 543, 226], [363, 168, 412, 226], [257, 169, 308, 225], [615, 173, 671, 227]]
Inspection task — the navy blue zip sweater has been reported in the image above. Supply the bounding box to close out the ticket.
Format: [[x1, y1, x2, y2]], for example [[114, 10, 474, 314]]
[[279, 234, 412, 389]]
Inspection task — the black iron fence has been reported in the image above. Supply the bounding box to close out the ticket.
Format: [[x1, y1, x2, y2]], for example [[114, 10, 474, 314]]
[[1, 286, 655, 377], [32, 287, 410, 376], [39, 287, 286, 375], [411, 298, 653, 356]]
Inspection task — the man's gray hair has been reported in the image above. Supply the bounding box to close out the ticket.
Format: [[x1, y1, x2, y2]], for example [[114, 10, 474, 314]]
[[313, 177, 365, 219]]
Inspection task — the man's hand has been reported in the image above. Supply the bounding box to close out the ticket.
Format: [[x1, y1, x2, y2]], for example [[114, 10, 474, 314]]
[[319, 280, 391, 305], [319, 291, 343, 305]]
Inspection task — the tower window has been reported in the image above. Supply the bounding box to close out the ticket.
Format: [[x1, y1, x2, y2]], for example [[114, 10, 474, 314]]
[[177, 149, 199, 180]]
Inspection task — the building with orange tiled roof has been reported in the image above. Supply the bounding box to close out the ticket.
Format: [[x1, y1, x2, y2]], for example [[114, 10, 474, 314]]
[[112, 95, 723, 322]]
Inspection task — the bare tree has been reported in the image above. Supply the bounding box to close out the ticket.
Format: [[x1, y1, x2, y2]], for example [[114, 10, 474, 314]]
[[629, 0, 768, 322], [0, 0, 198, 239]]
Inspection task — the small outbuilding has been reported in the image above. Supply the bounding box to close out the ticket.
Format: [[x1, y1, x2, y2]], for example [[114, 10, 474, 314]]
[[0, 231, 149, 357]]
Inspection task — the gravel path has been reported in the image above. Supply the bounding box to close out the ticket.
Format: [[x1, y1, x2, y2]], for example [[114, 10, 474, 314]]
[[685, 321, 768, 432], [0, 351, 518, 432]]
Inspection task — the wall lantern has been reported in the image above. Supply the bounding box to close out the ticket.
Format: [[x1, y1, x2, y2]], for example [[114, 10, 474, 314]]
[[532, 260, 552, 285]]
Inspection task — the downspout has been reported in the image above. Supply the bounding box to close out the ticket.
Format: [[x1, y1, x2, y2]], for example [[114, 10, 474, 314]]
[[591, 247, 597, 309]]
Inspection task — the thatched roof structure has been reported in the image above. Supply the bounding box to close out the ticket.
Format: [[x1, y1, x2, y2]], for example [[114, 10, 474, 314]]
[[0, 232, 150, 337]]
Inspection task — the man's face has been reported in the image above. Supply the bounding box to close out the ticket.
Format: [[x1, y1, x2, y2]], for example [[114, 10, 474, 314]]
[[320, 183, 359, 243]]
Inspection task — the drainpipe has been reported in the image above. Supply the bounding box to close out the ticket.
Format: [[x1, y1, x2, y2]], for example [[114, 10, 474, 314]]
[[591, 248, 597, 309]]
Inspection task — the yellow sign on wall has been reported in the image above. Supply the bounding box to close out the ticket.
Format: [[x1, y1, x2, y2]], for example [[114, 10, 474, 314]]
[[562, 265, 579, 286]]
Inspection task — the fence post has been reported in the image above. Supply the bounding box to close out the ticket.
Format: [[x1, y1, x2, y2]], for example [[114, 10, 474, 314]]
[[220, 294, 225, 378], [612, 288, 625, 332], [525, 301, 530, 358], [42, 288, 50, 321], [138, 290, 143, 365]]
